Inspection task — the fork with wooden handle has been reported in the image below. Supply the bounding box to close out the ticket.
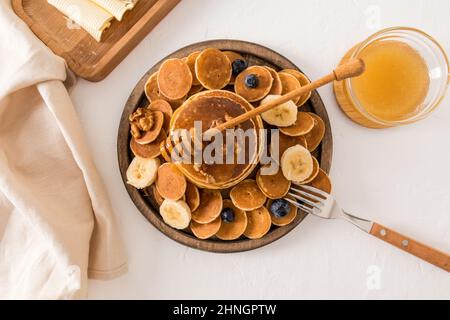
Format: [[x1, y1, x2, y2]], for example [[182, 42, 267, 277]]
[[287, 185, 450, 273], [203, 58, 365, 139]]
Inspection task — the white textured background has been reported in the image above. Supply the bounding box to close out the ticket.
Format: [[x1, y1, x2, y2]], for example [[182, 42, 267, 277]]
[[71, 0, 450, 299]]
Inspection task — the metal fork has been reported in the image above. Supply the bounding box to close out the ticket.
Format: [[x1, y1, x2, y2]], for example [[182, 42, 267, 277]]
[[286, 185, 450, 273]]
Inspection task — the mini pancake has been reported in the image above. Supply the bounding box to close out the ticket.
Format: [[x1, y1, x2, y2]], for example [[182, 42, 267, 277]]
[[185, 51, 201, 85], [298, 156, 320, 184], [152, 184, 165, 206], [130, 128, 166, 159], [278, 72, 301, 104], [230, 179, 267, 211], [192, 189, 223, 224], [157, 58, 193, 100], [149, 100, 173, 131], [271, 132, 308, 159], [279, 112, 315, 137], [145, 72, 167, 103], [146, 184, 164, 207], [256, 166, 291, 199], [135, 111, 164, 145], [244, 206, 271, 239], [195, 48, 232, 90], [234, 66, 273, 102], [147, 78, 186, 108], [190, 216, 221, 240], [280, 69, 311, 106], [215, 199, 248, 241], [308, 168, 332, 194], [265, 66, 283, 95], [267, 198, 298, 226], [185, 182, 200, 211], [155, 163, 187, 200], [304, 112, 326, 152], [223, 51, 244, 84]]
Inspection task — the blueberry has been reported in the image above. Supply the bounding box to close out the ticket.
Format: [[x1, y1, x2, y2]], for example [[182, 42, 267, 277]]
[[244, 74, 259, 88], [232, 59, 248, 75], [221, 207, 235, 223], [270, 199, 291, 218]]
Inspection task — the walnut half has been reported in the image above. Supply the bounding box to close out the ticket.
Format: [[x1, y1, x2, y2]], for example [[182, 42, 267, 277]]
[[129, 107, 155, 138]]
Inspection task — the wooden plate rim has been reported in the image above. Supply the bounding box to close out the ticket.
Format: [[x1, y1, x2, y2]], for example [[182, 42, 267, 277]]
[[117, 39, 333, 253]]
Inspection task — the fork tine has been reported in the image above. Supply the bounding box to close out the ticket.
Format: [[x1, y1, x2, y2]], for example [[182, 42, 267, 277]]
[[296, 184, 330, 198], [288, 192, 322, 209], [285, 198, 313, 214], [289, 187, 324, 202], [296, 203, 316, 213]]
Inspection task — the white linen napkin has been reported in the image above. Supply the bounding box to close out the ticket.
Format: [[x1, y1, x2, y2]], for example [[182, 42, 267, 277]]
[[0, 0, 127, 299]]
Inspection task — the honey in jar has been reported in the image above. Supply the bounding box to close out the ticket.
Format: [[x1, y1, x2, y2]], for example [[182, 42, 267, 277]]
[[351, 40, 430, 121], [334, 27, 449, 128]]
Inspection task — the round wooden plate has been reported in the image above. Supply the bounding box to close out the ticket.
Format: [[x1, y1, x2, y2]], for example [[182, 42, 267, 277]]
[[118, 40, 333, 253]]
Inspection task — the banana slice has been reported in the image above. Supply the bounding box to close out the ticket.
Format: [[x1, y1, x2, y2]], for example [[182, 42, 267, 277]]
[[281, 145, 313, 182], [126, 157, 160, 189], [160, 199, 192, 230], [260, 95, 298, 127]]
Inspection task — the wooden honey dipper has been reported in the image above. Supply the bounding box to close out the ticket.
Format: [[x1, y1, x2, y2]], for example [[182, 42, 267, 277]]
[[202, 58, 366, 139], [163, 58, 365, 158]]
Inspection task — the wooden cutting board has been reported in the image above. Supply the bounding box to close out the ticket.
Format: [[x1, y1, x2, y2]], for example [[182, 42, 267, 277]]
[[12, 0, 180, 82]]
